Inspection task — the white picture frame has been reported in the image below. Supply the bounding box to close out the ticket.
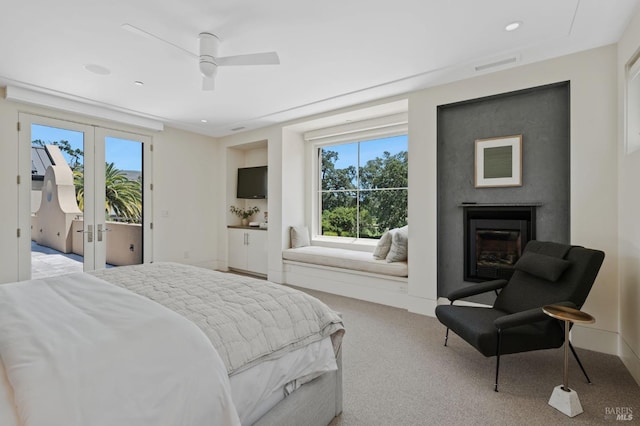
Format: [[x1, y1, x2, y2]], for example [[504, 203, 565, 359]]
[[475, 135, 522, 188]]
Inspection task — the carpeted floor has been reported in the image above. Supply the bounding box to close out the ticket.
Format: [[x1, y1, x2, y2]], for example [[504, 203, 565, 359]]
[[299, 288, 640, 425]]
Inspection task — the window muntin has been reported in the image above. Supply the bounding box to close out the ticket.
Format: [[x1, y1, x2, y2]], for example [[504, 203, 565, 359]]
[[319, 135, 408, 239]]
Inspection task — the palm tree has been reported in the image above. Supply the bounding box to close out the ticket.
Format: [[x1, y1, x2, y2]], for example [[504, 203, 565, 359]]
[[74, 162, 142, 223]]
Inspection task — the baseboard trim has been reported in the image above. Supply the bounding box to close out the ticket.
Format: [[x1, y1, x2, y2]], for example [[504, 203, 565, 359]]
[[406, 296, 438, 317], [267, 269, 284, 283], [570, 325, 618, 355], [619, 337, 640, 387]]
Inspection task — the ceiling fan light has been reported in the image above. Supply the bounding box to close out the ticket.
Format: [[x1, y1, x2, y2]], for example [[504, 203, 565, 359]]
[[199, 60, 217, 78]]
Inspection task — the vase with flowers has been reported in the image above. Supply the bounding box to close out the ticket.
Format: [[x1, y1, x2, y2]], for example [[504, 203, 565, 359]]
[[230, 205, 260, 226]]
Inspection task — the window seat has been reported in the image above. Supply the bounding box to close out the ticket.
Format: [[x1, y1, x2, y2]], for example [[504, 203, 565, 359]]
[[281, 245, 408, 309], [282, 246, 408, 277]]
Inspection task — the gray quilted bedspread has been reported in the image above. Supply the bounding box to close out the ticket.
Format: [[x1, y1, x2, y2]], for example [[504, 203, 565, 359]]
[[89, 262, 344, 375]]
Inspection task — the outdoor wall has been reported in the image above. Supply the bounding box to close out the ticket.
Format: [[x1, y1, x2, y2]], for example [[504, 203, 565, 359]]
[[32, 147, 83, 254], [617, 5, 640, 385], [70, 220, 142, 266]]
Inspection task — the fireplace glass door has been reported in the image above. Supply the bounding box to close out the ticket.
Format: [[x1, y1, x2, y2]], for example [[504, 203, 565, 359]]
[[463, 205, 536, 282], [472, 221, 526, 280]]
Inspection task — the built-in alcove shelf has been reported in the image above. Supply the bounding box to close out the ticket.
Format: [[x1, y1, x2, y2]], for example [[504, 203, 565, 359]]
[[227, 225, 267, 231]]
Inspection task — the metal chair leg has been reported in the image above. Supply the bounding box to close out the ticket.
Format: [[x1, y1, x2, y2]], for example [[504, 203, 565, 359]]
[[569, 342, 592, 384], [444, 300, 455, 347], [495, 330, 501, 392]]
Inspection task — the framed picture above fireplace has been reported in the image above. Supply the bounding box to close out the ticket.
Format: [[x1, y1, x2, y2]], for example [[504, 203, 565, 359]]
[[474, 134, 522, 188]]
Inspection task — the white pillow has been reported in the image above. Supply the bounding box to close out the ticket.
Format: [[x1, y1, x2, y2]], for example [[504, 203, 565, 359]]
[[290, 226, 310, 248], [386, 225, 408, 263], [373, 230, 394, 260]]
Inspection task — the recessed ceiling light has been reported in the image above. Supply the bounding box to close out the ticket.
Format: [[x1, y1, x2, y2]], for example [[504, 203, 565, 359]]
[[84, 64, 111, 75], [201, 119, 208, 123], [133, 80, 144, 86], [505, 21, 522, 32]]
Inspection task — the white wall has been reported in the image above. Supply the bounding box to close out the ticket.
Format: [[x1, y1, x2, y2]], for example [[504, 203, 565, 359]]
[[280, 127, 307, 250], [0, 96, 220, 281], [617, 5, 640, 385], [152, 126, 220, 269]]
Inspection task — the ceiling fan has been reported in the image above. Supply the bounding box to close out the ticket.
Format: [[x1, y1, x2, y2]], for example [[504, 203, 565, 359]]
[[122, 23, 280, 90]]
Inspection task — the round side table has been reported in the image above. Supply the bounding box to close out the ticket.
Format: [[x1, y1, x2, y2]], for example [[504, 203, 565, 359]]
[[543, 304, 595, 417]]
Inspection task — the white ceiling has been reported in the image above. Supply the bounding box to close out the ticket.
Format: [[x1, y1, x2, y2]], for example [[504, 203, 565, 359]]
[[0, 0, 637, 137]]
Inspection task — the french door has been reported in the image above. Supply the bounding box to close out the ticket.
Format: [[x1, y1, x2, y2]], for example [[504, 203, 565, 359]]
[[18, 113, 153, 280]]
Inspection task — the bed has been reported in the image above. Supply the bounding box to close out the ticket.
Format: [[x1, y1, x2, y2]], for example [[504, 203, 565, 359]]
[[0, 262, 344, 426]]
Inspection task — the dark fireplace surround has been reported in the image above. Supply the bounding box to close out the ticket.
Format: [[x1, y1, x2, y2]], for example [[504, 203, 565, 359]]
[[463, 204, 538, 282]]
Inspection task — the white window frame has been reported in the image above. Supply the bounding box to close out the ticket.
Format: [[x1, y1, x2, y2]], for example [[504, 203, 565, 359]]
[[306, 113, 408, 248]]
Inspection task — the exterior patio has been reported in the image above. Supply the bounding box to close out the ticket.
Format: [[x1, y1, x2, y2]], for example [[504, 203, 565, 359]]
[[31, 144, 142, 278], [31, 240, 84, 279]]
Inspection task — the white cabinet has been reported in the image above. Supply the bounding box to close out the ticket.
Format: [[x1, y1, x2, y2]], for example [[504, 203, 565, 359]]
[[228, 227, 267, 276]]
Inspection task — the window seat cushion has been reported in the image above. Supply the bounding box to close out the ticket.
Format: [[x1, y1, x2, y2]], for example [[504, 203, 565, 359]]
[[282, 246, 408, 277]]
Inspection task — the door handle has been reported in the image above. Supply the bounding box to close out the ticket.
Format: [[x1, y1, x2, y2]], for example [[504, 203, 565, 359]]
[[76, 224, 93, 243], [97, 224, 111, 242]]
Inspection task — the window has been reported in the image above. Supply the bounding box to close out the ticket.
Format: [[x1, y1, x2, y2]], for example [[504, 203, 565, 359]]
[[318, 134, 408, 239]]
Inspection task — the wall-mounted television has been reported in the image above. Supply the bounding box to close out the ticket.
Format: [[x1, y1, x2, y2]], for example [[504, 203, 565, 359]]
[[237, 166, 268, 199]]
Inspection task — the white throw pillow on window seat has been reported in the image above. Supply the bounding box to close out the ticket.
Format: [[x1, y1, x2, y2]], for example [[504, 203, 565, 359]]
[[373, 230, 394, 259], [290, 226, 311, 248], [386, 225, 408, 263]]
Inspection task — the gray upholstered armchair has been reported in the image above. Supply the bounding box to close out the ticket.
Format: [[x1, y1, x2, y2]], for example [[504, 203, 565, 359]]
[[435, 241, 605, 391]]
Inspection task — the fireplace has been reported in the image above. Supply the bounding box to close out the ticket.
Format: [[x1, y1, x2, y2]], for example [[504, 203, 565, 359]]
[[463, 205, 537, 282]]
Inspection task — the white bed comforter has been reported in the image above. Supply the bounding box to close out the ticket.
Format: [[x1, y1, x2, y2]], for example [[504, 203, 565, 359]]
[[90, 262, 345, 376], [0, 273, 240, 426]]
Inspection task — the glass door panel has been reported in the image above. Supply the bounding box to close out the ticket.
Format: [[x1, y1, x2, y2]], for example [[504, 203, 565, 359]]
[[19, 114, 93, 279], [97, 128, 152, 268], [103, 135, 143, 266], [19, 115, 153, 280]]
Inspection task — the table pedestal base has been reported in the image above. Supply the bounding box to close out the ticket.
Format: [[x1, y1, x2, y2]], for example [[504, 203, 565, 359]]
[[548, 385, 583, 417]]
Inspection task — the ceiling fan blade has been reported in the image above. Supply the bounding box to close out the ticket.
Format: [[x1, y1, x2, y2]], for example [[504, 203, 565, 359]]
[[202, 76, 216, 91], [122, 23, 198, 59], [216, 52, 280, 66]]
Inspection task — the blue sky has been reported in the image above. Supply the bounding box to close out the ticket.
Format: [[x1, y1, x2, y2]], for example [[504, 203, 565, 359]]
[[327, 134, 408, 169], [32, 124, 142, 171]]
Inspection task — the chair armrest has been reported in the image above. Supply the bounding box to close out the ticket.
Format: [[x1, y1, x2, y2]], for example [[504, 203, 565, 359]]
[[447, 279, 508, 302], [494, 301, 578, 330]]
